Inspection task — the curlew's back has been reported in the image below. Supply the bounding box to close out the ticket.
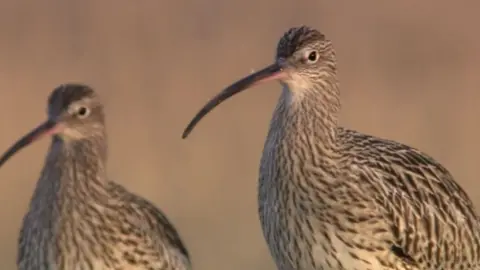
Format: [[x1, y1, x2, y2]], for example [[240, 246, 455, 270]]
[[259, 126, 480, 270], [338, 127, 479, 268]]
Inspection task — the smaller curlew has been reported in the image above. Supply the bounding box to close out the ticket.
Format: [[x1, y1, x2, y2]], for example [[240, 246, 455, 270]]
[[182, 26, 480, 270], [0, 84, 191, 270]]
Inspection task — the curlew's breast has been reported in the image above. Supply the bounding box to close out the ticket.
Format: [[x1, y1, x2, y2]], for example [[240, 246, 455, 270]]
[[259, 194, 412, 270], [258, 159, 413, 270]]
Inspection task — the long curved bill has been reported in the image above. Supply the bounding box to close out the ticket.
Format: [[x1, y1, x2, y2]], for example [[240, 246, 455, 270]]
[[0, 120, 61, 167], [182, 62, 286, 139]]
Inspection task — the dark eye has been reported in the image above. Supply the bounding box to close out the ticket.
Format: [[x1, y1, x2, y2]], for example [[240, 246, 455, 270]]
[[77, 106, 90, 118], [307, 50, 319, 63]]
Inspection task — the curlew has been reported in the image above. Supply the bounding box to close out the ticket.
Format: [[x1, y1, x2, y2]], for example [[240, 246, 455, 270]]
[[182, 26, 480, 270], [1, 84, 191, 270]]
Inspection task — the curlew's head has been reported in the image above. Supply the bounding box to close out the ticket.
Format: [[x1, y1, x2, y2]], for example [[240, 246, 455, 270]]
[[182, 26, 338, 139], [275, 26, 336, 89], [0, 83, 106, 167]]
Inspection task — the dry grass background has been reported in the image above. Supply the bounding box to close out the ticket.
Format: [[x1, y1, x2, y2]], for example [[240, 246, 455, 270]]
[[0, 1, 479, 269]]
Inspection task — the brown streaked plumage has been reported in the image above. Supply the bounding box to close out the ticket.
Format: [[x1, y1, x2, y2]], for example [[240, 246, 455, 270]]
[[1, 84, 191, 270], [182, 26, 480, 270]]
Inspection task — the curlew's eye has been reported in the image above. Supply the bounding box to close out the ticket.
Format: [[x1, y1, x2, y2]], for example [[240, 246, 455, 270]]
[[305, 50, 319, 64], [76, 106, 90, 118]]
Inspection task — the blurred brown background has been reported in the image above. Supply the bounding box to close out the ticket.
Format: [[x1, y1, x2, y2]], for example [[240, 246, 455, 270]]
[[0, 1, 479, 269]]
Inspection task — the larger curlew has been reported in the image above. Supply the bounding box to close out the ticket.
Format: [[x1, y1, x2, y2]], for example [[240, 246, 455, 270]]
[[182, 26, 480, 270], [1, 84, 191, 270]]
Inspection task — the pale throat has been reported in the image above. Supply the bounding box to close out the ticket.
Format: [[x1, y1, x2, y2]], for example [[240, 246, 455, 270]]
[[281, 77, 340, 119]]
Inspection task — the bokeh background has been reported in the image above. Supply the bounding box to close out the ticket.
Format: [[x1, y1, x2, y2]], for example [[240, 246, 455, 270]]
[[0, 1, 479, 269]]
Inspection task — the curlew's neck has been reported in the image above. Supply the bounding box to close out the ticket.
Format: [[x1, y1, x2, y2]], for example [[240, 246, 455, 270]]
[[261, 73, 342, 189], [33, 136, 110, 207], [271, 74, 341, 152]]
